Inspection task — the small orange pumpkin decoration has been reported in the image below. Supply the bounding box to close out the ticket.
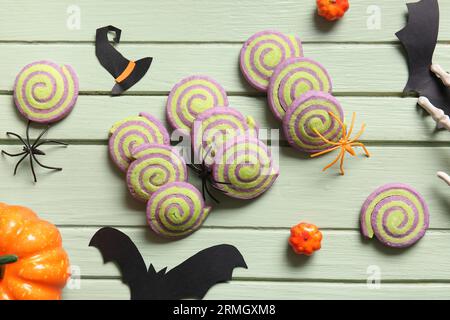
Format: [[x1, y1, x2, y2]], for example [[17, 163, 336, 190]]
[[317, 0, 349, 21], [0, 203, 70, 300], [289, 222, 322, 256]]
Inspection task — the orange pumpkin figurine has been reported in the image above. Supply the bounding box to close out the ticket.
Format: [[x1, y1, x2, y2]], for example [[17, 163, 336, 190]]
[[0, 203, 70, 300], [317, 0, 350, 21], [289, 222, 322, 256]]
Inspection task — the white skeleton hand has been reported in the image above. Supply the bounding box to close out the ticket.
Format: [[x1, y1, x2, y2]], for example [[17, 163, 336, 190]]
[[417, 64, 450, 186]]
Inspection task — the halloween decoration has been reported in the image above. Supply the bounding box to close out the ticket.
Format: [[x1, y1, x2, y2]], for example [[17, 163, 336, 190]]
[[311, 111, 370, 175], [166, 75, 229, 133], [2, 60, 78, 182], [418, 96, 450, 130], [317, 0, 350, 21], [89, 227, 247, 299], [126, 143, 188, 202], [289, 222, 323, 256], [2, 123, 68, 182], [268, 57, 333, 121], [282, 91, 344, 153], [360, 183, 429, 248], [240, 30, 303, 91], [0, 203, 70, 300], [95, 25, 152, 95], [109, 112, 170, 172], [187, 146, 231, 204], [146, 182, 212, 238], [431, 64, 450, 87], [438, 171, 450, 186], [396, 0, 450, 116]]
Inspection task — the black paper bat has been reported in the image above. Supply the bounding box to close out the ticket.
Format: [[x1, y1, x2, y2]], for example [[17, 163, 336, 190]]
[[396, 0, 450, 115], [95, 25, 153, 95], [89, 227, 248, 300]]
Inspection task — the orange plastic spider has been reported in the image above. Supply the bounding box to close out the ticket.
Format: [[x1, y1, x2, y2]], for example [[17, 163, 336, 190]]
[[311, 111, 370, 175]]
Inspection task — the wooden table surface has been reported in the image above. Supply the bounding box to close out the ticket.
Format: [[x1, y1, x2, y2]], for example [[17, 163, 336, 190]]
[[1, 0, 450, 300]]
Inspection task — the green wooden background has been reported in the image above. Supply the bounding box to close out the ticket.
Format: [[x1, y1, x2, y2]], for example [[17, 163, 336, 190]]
[[1, 0, 450, 300]]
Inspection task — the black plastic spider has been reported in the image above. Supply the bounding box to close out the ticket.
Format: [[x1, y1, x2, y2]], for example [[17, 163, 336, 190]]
[[2, 121, 68, 182], [187, 146, 230, 203]]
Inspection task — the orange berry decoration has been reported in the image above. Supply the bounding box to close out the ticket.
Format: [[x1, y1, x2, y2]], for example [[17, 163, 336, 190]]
[[0, 203, 70, 300], [317, 0, 350, 21], [289, 222, 323, 256]]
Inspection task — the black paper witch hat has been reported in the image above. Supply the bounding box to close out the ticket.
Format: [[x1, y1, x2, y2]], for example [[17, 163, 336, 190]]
[[95, 25, 153, 95]]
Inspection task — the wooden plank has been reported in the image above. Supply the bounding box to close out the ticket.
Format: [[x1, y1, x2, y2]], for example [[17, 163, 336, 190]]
[[0, 145, 448, 229], [1, 95, 449, 143], [61, 227, 450, 280], [0, 42, 415, 94], [0, 0, 446, 43], [63, 279, 450, 300], [2, 42, 450, 94]]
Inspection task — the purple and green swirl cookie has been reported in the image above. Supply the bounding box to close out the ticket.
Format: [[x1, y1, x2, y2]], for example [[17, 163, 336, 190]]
[[13, 60, 79, 124], [146, 181, 212, 238], [191, 107, 259, 164], [268, 57, 332, 121], [166, 75, 229, 133], [109, 112, 170, 172], [360, 183, 430, 248], [211, 136, 279, 200], [240, 30, 303, 91], [282, 91, 344, 153], [126, 143, 188, 202]]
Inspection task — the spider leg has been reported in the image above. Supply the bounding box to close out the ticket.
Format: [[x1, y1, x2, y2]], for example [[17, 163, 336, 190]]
[[13, 153, 29, 176], [30, 152, 63, 171], [310, 145, 341, 158], [204, 183, 220, 204], [5, 132, 28, 146], [340, 149, 346, 175], [322, 148, 344, 172], [2, 150, 27, 157], [350, 142, 371, 157], [187, 163, 202, 174], [209, 174, 231, 185], [328, 111, 347, 139], [29, 153, 38, 183], [25, 121, 33, 146], [31, 125, 50, 148], [35, 140, 68, 149], [313, 129, 340, 146], [349, 123, 366, 143], [201, 179, 206, 201], [346, 112, 356, 138], [211, 179, 231, 185]]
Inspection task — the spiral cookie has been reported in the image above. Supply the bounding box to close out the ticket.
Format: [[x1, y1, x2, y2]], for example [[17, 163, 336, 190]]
[[146, 181, 212, 238], [13, 60, 79, 124], [166, 75, 229, 133], [240, 30, 303, 91], [126, 144, 188, 202], [211, 136, 279, 200], [282, 91, 344, 153], [360, 183, 430, 248], [109, 112, 170, 171], [192, 107, 259, 163], [268, 57, 332, 121]]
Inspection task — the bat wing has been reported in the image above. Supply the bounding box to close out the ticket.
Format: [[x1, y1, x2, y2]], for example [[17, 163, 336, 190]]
[[89, 227, 148, 295], [162, 244, 247, 300], [396, 0, 450, 115]]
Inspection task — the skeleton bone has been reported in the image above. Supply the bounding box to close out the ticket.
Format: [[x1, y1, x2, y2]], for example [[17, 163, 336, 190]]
[[417, 96, 450, 130], [431, 64, 450, 87], [437, 172, 450, 187], [419, 65, 450, 187]]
